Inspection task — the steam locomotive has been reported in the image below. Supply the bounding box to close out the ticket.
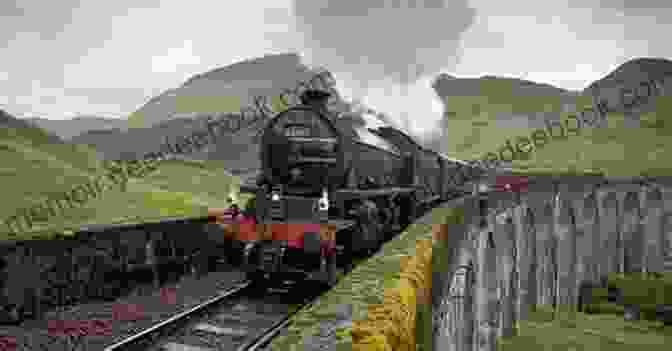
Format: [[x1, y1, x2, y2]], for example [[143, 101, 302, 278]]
[[219, 90, 479, 288]]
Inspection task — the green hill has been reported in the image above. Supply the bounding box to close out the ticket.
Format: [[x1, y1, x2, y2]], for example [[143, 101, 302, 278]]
[[0, 110, 104, 231], [432, 62, 672, 178], [1, 110, 242, 240], [59, 159, 248, 232]]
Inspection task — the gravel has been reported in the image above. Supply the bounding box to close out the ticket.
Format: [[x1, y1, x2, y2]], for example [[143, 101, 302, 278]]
[[0, 268, 245, 351]]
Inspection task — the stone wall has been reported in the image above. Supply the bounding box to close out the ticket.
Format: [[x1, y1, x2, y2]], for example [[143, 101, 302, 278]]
[[433, 174, 672, 351]]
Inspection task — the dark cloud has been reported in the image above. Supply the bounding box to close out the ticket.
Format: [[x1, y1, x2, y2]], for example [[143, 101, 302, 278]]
[[0, 1, 162, 43], [0, 1, 26, 17], [596, 0, 671, 11], [291, 0, 477, 84], [0, 1, 83, 41], [565, 0, 672, 14]]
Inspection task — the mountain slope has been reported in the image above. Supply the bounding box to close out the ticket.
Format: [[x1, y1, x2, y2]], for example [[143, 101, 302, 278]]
[[27, 116, 128, 140], [0, 109, 105, 236], [431, 57, 672, 177], [71, 53, 358, 172], [127, 53, 339, 129], [430, 74, 580, 160], [584, 57, 672, 124], [2, 109, 244, 240]]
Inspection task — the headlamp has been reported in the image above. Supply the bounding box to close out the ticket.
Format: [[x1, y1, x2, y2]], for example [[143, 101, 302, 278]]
[[318, 189, 329, 211]]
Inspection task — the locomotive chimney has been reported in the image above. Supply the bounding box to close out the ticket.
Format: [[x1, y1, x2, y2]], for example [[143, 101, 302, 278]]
[[300, 89, 333, 119]]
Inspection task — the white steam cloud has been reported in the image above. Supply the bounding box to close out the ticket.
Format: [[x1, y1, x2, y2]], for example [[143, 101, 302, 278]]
[[291, 0, 476, 141]]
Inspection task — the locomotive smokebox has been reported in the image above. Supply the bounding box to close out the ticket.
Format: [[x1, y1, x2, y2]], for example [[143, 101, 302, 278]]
[[261, 105, 345, 195]]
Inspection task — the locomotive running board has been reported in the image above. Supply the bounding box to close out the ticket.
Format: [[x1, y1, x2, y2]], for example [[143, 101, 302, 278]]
[[334, 187, 416, 201]]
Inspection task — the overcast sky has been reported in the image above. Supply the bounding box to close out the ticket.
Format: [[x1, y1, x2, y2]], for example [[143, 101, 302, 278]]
[[1, 0, 670, 135]]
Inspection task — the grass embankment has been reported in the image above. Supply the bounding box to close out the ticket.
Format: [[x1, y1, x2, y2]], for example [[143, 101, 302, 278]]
[[269, 205, 459, 351], [0, 124, 103, 240], [75, 159, 247, 225], [2, 122, 244, 241], [442, 80, 672, 178], [588, 272, 672, 319], [499, 306, 672, 350], [500, 272, 672, 349]]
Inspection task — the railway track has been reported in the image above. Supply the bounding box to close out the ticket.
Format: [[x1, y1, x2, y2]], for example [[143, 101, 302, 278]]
[[102, 280, 320, 351]]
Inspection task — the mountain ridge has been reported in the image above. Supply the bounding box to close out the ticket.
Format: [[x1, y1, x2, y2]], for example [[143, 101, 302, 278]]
[[27, 116, 127, 140]]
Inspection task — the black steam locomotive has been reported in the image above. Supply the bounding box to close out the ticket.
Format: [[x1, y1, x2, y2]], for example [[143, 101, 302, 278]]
[[227, 89, 478, 287]]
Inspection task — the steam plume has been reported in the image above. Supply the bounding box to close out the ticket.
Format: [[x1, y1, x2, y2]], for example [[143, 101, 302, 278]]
[[291, 0, 476, 140]]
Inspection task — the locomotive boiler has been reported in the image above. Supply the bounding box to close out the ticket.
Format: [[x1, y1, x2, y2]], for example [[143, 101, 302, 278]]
[[218, 89, 478, 288]]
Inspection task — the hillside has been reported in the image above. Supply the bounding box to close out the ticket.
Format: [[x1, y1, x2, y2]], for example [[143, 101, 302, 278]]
[[127, 53, 343, 129], [69, 53, 381, 172], [27, 115, 128, 140], [1, 109, 243, 240], [5, 53, 387, 239], [432, 57, 672, 178], [0, 109, 105, 238], [584, 57, 672, 124], [431, 74, 581, 162]]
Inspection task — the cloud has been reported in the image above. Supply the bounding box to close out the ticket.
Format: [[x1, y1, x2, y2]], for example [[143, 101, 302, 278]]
[[3, 0, 670, 123], [592, 0, 672, 12], [290, 1, 476, 140], [0, 1, 299, 119], [291, 0, 477, 85], [151, 40, 201, 73], [0, 1, 79, 42]]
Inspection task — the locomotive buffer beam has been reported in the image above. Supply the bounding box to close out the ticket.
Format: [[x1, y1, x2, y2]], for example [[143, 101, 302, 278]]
[[254, 219, 356, 255]]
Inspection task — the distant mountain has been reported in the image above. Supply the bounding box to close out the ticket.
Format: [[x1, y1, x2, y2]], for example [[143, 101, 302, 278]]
[[1, 110, 64, 144], [585, 58, 672, 93], [128, 53, 345, 129], [27, 116, 127, 140], [74, 53, 378, 172], [428, 73, 581, 156], [432, 73, 579, 99], [432, 74, 580, 126], [583, 57, 672, 123]]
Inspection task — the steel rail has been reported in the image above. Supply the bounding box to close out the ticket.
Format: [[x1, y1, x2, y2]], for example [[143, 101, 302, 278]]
[[103, 281, 251, 351]]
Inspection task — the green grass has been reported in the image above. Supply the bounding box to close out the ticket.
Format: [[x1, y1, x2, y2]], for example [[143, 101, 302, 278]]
[[0, 124, 105, 238], [605, 272, 672, 307], [498, 306, 672, 350], [1, 122, 245, 240], [441, 81, 672, 178]]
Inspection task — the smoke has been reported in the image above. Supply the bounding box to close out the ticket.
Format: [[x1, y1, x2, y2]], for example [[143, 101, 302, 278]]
[[291, 0, 476, 141], [292, 0, 476, 84]]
